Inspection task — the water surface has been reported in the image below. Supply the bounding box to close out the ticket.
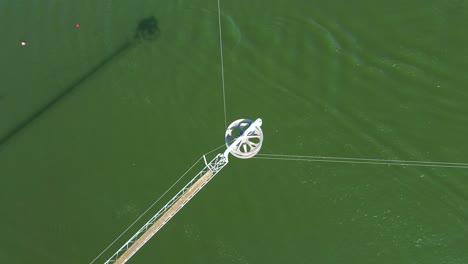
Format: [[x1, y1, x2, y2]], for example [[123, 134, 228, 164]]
[[0, 0, 467, 263]]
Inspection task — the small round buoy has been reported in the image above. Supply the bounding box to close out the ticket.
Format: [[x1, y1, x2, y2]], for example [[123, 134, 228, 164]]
[[21, 41, 27, 46], [75, 23, 80, 28]]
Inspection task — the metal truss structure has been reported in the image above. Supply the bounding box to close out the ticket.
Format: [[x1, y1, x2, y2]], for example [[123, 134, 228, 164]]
[[102, 118, 262, 264]]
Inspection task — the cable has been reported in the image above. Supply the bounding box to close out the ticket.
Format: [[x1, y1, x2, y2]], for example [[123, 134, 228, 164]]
[[89, 142, 230, 263], [217, 0, 227, 128], [89, 156, 203, 264], [255, 153, 468, 169]]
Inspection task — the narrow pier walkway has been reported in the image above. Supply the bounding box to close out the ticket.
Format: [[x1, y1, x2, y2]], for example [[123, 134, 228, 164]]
[[114, 170, 214, 264]]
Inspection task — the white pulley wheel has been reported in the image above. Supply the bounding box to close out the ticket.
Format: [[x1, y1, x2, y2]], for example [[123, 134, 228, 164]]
[[225, 119, 263, 159]]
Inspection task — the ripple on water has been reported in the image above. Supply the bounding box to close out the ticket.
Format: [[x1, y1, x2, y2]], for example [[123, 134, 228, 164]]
[[183, 223, 201, 241], [114, 202, 139, 219], [215, 238, 249, 264]]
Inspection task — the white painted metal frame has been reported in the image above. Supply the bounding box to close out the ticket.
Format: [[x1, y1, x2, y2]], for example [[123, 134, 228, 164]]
[[103, 154, 228, 264], [102, 118, 262, 264]]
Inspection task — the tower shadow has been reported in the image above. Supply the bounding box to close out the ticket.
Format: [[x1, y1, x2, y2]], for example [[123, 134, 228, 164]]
[[0, 16, 160, 148]]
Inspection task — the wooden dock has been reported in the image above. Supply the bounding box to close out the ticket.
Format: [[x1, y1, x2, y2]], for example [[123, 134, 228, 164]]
[[114, 170, 214, 264]]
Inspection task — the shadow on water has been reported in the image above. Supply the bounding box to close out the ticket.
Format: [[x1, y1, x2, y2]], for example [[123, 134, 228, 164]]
[[0, 16, 160, 149]]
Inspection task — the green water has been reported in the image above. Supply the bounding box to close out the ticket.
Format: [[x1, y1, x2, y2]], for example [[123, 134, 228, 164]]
[[1, 0, 467, 263]]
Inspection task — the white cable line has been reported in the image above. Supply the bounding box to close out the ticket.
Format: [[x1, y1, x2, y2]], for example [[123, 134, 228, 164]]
[[91, 2, 231, 261], [254, 155, 468, 169], [213, 1, 466, 169], [89, 141, 230, 264], [89, 157, 202, 264], [217, 0, 227, 128], [258, 153, 468, 166]]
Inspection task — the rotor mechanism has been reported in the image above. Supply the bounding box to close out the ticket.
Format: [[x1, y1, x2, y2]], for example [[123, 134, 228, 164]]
[[224, 118, 263, 159]]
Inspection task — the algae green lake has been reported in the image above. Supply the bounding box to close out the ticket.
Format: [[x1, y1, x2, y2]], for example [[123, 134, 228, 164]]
[[0, 0, 467, 263]]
